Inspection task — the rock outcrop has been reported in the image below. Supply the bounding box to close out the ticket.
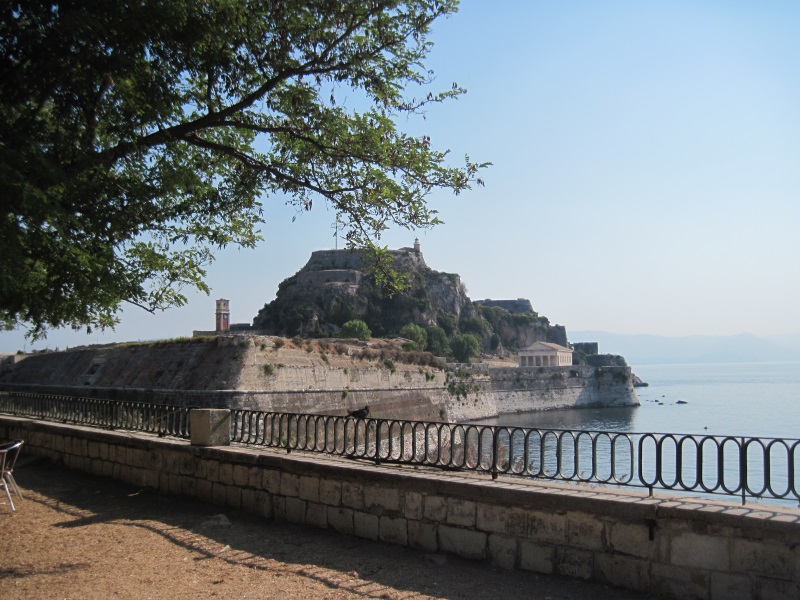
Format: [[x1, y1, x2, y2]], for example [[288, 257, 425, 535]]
[[253, 245, 566, 352]]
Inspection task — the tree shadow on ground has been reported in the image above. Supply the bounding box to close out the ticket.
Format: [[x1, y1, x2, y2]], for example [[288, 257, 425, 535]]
[[13, 457, 643, 600]]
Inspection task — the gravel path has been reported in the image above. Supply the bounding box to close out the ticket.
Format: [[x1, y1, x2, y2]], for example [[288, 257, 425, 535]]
[[1, 458, 649, 599]]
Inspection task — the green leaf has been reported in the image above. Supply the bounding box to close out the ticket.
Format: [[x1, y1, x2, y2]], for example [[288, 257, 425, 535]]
[[1, 0, 488, 338]]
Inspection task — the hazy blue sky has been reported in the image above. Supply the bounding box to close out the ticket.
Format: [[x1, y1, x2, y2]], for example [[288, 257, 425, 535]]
[[3, 0, 800, 353]]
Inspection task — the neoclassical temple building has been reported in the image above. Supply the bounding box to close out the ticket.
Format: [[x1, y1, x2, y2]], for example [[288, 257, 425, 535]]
[[518, 341, 573, 367]]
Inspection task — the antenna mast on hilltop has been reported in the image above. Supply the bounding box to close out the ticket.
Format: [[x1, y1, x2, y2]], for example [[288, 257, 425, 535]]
[[332, 213, 343, 249]]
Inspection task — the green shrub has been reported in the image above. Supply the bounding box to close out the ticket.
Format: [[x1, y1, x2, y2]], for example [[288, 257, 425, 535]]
[[451, 333, 480, 363], [399, 323, 427, 349], [489, 333, 500, 350], [447, 380, 472, 399], [339, 319, 371, 340], [438, 313, 457, 337], [425, 326, 450, 356], [460, 317, 485, 337]]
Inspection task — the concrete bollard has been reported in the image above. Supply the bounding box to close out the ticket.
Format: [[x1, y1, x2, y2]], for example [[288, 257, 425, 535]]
[[190, 409, 231, 446]]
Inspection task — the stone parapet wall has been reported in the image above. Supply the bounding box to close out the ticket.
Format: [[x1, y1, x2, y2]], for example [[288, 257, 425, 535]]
[[2, 415, 798, 599], [446, 365, 639, 421]]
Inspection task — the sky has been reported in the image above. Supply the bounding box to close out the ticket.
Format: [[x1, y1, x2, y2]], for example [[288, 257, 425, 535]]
[[3, 0, 800, 353]]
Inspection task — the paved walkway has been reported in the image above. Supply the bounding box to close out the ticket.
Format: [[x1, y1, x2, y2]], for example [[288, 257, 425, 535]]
[[2, 458, 650, 599]]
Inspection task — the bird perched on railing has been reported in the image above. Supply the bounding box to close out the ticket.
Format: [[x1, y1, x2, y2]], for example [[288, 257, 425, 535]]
[[347, 405, 370, 419]]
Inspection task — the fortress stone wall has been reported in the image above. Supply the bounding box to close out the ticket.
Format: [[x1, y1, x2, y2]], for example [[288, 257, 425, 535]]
[[302, 247, 426, 273], [446, 365, 638, 422], [296, 269, 363, 289], [476, 299, 535, 314], [0, 338, 638, 422], [572, 342, 599, 355]]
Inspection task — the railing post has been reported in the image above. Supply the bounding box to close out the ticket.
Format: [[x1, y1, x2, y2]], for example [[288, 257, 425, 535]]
[[374, 418, 381, 465], [491, 427, 499, 480], [189, 409, 231, 446], [740, 436, 747, 506]]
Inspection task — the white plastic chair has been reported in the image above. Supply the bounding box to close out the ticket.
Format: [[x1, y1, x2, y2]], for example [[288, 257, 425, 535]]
[[0, 440, 24, 511]]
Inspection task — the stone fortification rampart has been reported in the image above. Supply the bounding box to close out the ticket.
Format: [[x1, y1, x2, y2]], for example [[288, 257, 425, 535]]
[[571, 342, 599, 355], [0, 337, 637, 422], [446, 365, 638, 422], [4, 414, 797, 600], [304, 249, 366, 270], [476, 299, 534, 314], [296, 269, 363, 288], [548, 325, 568, 348], [304, 247, 426, 272]]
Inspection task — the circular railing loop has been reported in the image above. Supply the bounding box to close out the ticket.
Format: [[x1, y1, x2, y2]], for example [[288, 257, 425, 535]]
[[1, 394, 798, 504]]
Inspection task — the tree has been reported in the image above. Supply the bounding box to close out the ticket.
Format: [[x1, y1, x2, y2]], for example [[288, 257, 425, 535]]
[[425, 325, 449, 356], [339, 319, 371, 340], [489, 332, 500, 350], [1, 1, 487, 339], [450, 333, 479, 362], [399, 323, 427, 349], [437, 313, 457, 337], [460, 316, 486, 337]]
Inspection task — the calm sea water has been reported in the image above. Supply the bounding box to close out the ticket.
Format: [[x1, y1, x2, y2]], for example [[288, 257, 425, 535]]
[[470, 362, 800, 506], [476, 361, 800, 440]]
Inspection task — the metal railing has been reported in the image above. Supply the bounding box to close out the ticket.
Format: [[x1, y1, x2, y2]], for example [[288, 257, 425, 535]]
[[230, 410, 800, 505], [0, 392, 192, 439], [1, 392, 797, 504]]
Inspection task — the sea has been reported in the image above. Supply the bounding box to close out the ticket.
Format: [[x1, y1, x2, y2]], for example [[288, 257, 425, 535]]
[[471, 362, 800, 506], [476, 361, 800, 440]]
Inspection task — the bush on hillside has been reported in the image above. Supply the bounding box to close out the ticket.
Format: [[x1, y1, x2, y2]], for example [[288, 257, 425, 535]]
[[451, 333, 480, 363], [339, 319, 371, 340], [437, 312, 457, 337], [425, 326, 450, 357], [399, 323, 427, 349]]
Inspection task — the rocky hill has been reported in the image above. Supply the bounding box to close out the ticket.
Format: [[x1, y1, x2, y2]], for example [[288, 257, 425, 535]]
[[252, 243, 567, 354]]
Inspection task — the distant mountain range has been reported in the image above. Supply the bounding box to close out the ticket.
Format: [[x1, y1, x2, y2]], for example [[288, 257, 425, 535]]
[[569, 331, 800, 365]]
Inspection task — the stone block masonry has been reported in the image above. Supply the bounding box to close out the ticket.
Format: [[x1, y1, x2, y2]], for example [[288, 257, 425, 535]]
[[2, 414, 798, 600]]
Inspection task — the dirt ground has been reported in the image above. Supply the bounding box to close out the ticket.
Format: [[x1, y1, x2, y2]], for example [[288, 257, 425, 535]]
[[1, 458, 651, 599]]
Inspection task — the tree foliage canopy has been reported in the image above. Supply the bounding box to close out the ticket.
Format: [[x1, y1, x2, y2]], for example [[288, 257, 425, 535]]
[[450, 332, 479, 362], [425, 325, 449, 356], [1, 0, 486, 338], [339, 319, 371, 340], [399, 322, 426, 348]]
